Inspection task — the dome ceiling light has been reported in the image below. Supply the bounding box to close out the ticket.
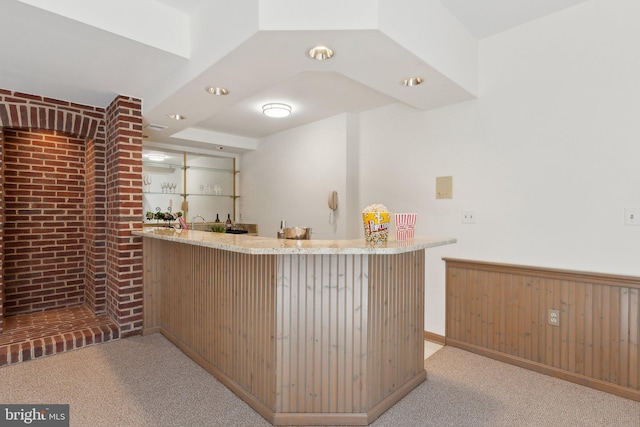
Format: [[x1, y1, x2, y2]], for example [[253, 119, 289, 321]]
[[147, 154, 166, 162], [401, 77, 424, 87], [262, 103, 292, 118], [205, 86, 229, 95], [306, 45, 335, 61]]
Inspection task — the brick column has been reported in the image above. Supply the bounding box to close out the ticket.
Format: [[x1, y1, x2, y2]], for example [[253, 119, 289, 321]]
[[0, 127, 3, 333], [105, 95, 144, 337], [85, 137, 107, 314]]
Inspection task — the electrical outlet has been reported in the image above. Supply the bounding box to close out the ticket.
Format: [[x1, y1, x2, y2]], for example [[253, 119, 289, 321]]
[[461, 210, 476, 224], [624, 208, 640, 226], [548, 309, 560, 326]]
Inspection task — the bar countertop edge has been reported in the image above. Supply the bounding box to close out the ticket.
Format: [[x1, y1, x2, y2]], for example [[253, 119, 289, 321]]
[[133, 227, 456, 255]]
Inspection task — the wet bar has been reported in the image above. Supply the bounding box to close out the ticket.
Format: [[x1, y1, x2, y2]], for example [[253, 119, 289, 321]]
[[135, 228, 455, 426]]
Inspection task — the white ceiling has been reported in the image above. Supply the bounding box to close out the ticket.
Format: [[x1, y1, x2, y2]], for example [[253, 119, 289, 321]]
[[1, 0, 588, 154]]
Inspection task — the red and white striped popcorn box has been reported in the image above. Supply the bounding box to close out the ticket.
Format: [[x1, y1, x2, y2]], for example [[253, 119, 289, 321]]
[[395, 213, 417, 240]]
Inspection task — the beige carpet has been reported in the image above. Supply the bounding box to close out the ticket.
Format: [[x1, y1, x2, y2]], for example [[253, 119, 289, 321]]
[[0, 333, 638, 426]]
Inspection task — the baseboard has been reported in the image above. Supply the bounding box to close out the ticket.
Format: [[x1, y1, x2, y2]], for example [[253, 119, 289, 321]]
[[142, 326, 160, 336], [446, 338, 640, 402], [424, 331, 445, 345]]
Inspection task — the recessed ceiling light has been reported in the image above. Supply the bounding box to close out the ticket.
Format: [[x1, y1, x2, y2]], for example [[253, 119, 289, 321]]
[[205, 86, 229, 96], [167, 114, 186, 120], [262, 103, 292, 118], [147, 154, 166, 161], [401, 77, 424, 87], [306, 46, 335, 61]]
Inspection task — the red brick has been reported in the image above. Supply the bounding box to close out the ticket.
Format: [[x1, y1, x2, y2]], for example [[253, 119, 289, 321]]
[[54, 335, 65, 353], [63, 333, 74, 350], [33, 339, 43, 358], [21, 344, 31, 362], [0, 347, 8, 366]]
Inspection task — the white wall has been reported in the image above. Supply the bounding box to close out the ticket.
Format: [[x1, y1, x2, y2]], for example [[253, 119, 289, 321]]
[[240, 115, 350, 239], [240, 0, 640, 335], [358, 0, 640, 334]]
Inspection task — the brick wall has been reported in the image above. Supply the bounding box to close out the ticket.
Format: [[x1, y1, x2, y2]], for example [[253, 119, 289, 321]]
[[0, 90, 143, 336], [2, 129, 87, 315], [105, 96, 144, 338]]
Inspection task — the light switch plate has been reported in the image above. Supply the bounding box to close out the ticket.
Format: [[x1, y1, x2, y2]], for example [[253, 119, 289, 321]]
[[436, 176, 452, 199]]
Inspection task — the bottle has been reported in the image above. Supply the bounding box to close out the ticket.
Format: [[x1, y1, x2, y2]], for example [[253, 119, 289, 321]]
[[225, 214, 232, 230], [215, 214, 221, 223], [277, 220, 286, 239]]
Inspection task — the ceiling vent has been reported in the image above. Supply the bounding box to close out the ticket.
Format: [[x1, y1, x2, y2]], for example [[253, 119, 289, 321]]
[[145, 123, 168, 131]]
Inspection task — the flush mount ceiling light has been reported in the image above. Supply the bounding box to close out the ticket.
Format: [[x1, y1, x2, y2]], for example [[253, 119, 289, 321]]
[[167, 114, 186, 120], [262, 103, 292, 118], [145, 123, 167, 131], [147, 154, 166, 162], [306, 45, 335, 61], [205, 86, 229, 96], [401, 77, 424, 87]]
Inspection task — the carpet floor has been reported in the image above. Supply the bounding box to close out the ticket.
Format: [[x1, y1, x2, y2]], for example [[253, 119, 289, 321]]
[[0, 333, 638, 426]]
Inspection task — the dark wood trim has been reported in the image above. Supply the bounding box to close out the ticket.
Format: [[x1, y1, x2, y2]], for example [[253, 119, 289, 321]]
[[446, 338, 640, 402], [443, 258, 640, 289], [424, 331, 445, 345]]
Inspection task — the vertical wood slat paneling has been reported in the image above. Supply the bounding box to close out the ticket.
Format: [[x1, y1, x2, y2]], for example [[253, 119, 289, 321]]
[[445, 259, 640, 401], [273, 251, 424, 414], [368, 251, 425, 408], [275, 254, 368, 413], [143, 237, 428, 423], [629, 289, 639, 389], [142, 238, 277, 408]]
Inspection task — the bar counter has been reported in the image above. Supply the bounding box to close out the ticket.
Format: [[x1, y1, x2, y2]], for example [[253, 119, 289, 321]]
[[134, 228, 456, 426]]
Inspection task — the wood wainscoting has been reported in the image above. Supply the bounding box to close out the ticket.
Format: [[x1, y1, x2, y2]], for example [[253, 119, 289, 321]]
[[444, 258, 640, 401]]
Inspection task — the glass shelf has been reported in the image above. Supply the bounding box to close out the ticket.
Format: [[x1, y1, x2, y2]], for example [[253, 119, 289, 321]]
[[143, 192, 238, 198], [143, 161, 235, 174], [142, 148, 238, 222], [185, 165, 236, 174], [186, 193, 239, 198]]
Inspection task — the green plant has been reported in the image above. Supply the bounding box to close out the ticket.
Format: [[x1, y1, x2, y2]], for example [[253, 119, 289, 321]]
[[211, 224, 226, 233]]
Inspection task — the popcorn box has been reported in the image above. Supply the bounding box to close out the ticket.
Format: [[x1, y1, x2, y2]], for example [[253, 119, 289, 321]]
[[395, 213, 417, 240], [362, 211, 390, 244]]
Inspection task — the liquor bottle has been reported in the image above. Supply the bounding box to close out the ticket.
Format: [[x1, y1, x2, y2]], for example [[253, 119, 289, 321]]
[[225, 214, 232, 230], [277, 220, 286, 239], [214, 214, 221, 223]]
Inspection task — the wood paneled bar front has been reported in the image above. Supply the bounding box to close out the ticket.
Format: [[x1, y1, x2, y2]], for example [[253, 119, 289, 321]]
[[134, 228, 456, 426]]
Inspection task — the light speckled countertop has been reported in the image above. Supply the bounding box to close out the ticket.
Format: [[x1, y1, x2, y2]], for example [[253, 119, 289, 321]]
[[133, 227, 456, 255]]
